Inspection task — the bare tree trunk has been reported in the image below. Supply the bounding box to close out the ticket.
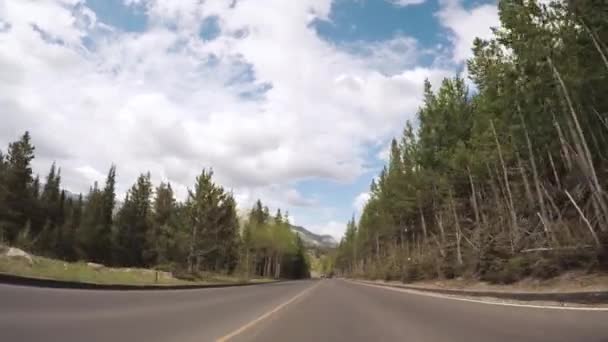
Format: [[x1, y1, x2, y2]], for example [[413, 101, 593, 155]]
[[548, 57, 594, 181], [519, 111, 550, 226], [415, 233, 421, 260], [588, 123, 606, 160], [592, 107, 608, 132], [491, 120, 518, 249], [431, 233, 446, 258], [449, 189, 463, 265], [548, 152, 562, 189], [467, 169, 480, 221], [553, 113, 573, 171], [418, 200, 428, 245], [487, 162, 507, 242], [436, 213, 446, 246], [263, 256, 270, 278], [188, 224, 197, 273], [375, 233, 381, 262], [582, 21, 608, 71], [542, 185, 572, 242], [275, 255, 281, 279], [549, 58, 608, 230], [565, 190, 601, 247], [245, 249, 250, 279], [536, 212, 557, 247], [400, 225, 405, 251], [467, 168, 482, 245], [516, 151, 534, 205]]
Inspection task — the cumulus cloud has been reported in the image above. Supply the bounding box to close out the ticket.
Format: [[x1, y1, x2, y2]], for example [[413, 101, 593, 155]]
[[437, 0, 499, 63], [308, 220, 346, 241], [388, 0, 427, 7], [0, 0, 455, 236], [353, 192, 370, 215]]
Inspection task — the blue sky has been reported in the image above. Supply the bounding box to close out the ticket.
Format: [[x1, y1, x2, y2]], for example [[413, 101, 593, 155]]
[[0, 0, 499, 240]]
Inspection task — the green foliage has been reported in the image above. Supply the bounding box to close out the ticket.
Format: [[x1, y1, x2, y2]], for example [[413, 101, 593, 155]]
[[334, 0, 608, 284], [0, 132, 35, 242], [186, 169, 240, 273], [240, 201, 310, 279], [78, 166, 116, 264], [115, 173, 153, 267], [0, 133, 307, 280]]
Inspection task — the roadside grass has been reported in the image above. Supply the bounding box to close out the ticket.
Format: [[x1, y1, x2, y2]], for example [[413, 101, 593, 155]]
[[0, 250, 273, 286]]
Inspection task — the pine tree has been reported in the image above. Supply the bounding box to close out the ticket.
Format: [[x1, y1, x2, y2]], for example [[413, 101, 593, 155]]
[[289, 235, 310, 279], [78, 182, 103, 261], [115, 173, 153, 267], [0, 132, 35, 243], [79, 166, 116, 264], [98, 166, 116, 264], [0, 150, 6, 242], [35, 163, 63, 254], [187, 169, 239, 273], [148, 182, 177, 266]]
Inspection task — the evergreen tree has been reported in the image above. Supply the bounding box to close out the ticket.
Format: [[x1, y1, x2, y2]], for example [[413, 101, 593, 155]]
[[187, 169, 239, 273], [147, 182, 177, 266], [115, 173, 153, 267], [334, 0, 608, 282], [34, 163, 63, 254], [0, 150, 6, 242], [0, 132, 35, 243], [79, 166, 116, 264], [78, 182, 102, 260]]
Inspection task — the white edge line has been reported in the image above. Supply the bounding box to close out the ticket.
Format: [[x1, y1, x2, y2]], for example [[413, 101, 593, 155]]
[[348, 280, 608, 311], [216, 281, 321, 341]]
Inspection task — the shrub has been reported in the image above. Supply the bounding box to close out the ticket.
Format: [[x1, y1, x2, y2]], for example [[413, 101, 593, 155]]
[[479, 257, 513, 284], [438, 260, 455, 279], [555, 249, 595, 271], [597, 246, 608, 272], [530, 257, 561, 279], [402, 262, 422, 283], [500, 256, 531, 283]]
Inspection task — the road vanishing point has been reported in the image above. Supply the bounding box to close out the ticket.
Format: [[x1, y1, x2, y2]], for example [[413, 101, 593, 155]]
[[1, 279, 607, 341]]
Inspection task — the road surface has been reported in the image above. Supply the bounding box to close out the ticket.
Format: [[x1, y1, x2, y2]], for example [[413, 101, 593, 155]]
[[1, 279, 607, 341]]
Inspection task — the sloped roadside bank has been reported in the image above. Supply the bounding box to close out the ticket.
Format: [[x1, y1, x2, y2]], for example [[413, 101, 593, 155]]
[[0, 272, 278, 290], [0, 246, 276, 290], [350, 276, 608, 306]]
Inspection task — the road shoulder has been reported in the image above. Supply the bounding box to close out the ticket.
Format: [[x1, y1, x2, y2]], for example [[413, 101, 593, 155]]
[[347, 279, 608, 310], [0, 272, 279, 291]]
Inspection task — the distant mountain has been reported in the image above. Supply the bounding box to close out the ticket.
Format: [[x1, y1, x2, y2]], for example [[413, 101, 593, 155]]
[[63, 190, 81, 201], [290, 225, 337, 249]]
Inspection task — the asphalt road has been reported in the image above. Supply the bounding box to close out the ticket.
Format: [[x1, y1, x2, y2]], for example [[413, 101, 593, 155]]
[[1, 279, 607, 342]]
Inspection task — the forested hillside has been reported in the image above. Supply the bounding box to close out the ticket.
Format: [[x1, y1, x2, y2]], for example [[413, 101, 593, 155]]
[[0, 133, 309, 279], [335, 0, 608, 283]]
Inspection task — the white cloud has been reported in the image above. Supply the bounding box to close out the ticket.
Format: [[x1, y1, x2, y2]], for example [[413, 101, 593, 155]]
[[388, 0, 427, 7], [437, 0, 499, 63], [353, 192, 370, 215], [342, 35, 422, 74], [376, 140, 392, 162], [0, 0, 454, 232], [308, 220, 346, 241]]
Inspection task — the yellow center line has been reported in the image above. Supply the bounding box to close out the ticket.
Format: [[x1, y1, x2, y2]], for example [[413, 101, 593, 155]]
[[216, 281, 321, 342]]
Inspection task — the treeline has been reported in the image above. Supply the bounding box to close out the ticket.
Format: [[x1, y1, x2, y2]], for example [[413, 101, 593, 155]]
[[241, 201, 310, 279], [0, 133, 309, 279], [335, 0, 608, 283]]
